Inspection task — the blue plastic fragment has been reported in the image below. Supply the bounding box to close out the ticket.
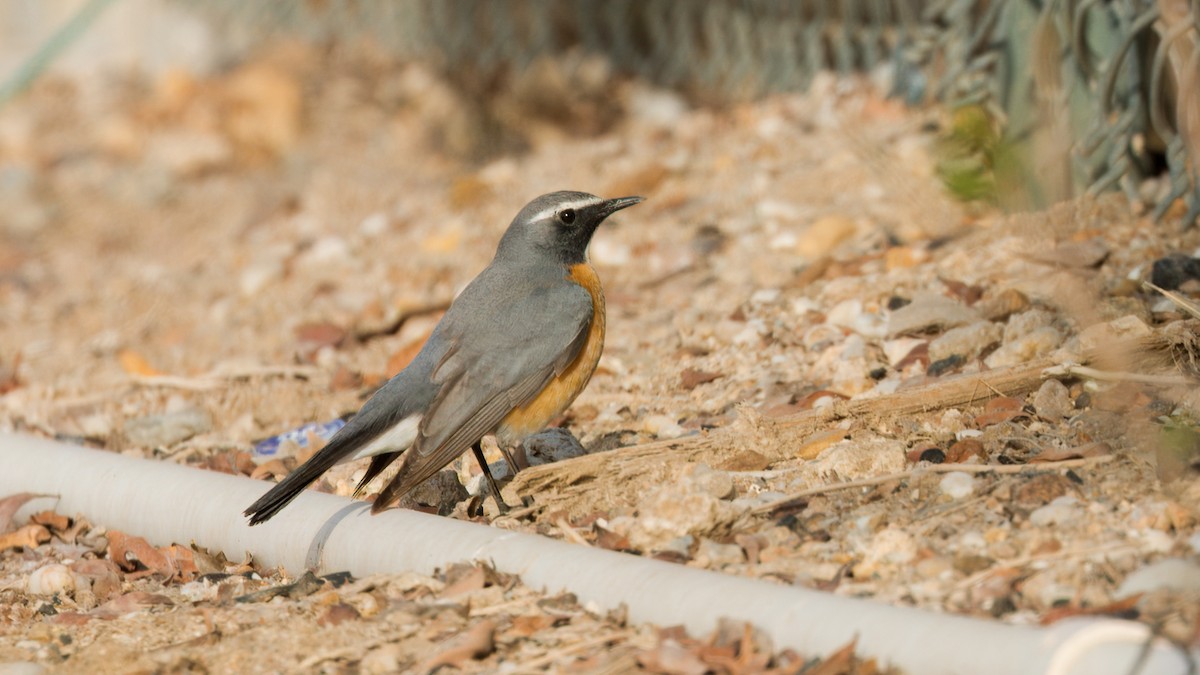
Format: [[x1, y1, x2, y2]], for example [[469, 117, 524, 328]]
[[253, 418, 346, 459]]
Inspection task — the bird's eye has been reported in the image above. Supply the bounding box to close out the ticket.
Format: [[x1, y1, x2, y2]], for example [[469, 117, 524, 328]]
[[558, 209, 576, 225]]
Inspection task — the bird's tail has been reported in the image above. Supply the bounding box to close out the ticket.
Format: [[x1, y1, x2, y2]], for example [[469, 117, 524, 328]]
[[243, 436, 362, 525]]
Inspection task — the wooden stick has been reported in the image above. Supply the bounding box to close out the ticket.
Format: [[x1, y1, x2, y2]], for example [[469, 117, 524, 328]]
[[749, 455, 1115, 515]]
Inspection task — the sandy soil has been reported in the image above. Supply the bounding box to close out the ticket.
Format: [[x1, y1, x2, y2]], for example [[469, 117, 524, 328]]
[[1, 42, 1198, 673]]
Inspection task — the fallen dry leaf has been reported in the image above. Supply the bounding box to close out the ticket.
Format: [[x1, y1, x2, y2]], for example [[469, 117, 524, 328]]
[[92, 591, 174, 619], [118, 349, 163, 377], [0, 492, 52, 533], [295, 322, 346, 349], [509, 614, 557, 638], [0, 524, 50, 551], [941, 278, 984, 305], [419, 619, 497, 672], [30, 510, 70, 532], [715, 449, 771, 472], [189, 542, 232, 576], [72, 559, 123, 601], [107, 530, 176, 578], [594, 525, 633, 552], [440, 565, 487, 598], [680, 368, 721, 390], [806, 638, 862, 675], [894, 342, 930, 370], [1040, 593, 1141, 625], [162, 544, 200, 582], [52, 612, 93, 626], [318, 603, 361, 627], [250, 459, 290, 481], [946, 438, 986, 463], [636, 638, 708, 675], [797, 430, 846, 461], [974, 396, 1026, 426]]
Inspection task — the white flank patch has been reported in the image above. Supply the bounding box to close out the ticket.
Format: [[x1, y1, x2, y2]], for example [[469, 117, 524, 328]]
[[342, 415, 421, 462]]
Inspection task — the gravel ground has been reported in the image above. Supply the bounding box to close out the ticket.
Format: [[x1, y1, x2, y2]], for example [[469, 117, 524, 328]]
[[1, 42, 1199, 673]]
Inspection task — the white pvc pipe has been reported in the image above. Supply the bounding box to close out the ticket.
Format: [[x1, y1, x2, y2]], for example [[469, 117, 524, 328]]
[[2, 433, 1192, 675]]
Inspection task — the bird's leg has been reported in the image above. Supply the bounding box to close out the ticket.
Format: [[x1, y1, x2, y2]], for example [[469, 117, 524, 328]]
[[471, 442, 511, 515]]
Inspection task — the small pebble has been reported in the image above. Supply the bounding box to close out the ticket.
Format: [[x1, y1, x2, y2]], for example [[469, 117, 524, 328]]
[[887, 293, 979, 336], [928, 321, 1002, 362], [1032, 379, 1072, 420], [123, 407, 213, 448], [939, 472, 976, 499], [641, 414, 686, 439], [984, 326, 1062, 368], [1029, 496, 1080, 527], [358, 212, 390, 237], [1150, 254, 1200, 290], [693, 538, 745, 568], [518, 428, 588, 466], [916, 556, 955, 580]]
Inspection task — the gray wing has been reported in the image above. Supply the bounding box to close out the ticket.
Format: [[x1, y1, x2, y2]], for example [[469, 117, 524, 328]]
[[372, 278, 593, 510]]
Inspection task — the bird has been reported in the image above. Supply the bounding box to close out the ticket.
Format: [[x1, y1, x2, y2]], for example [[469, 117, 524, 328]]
[[245, 191, 642, 525]]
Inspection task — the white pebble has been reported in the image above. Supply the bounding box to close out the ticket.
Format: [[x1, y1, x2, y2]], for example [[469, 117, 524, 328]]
[[1029, 496, 1080, 527], [939, 472, 976, 499], [359, 212, 390, 237], [641, 414, 685, 439]]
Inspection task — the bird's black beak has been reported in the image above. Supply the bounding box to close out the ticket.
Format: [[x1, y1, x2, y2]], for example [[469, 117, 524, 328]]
[[598, 196, 644, 219]]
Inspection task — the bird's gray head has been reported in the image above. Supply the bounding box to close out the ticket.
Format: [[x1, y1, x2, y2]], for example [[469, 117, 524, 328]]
[[495, 191, 643, 266]]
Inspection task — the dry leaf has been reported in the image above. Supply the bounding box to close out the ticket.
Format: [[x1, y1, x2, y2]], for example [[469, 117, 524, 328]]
[[30, 510, 70, 532], [72, 559, 122, 601], [295, 322, 346, 349], [509, 614, 557, 637], [92, 591, 173, 619], [797, 430, 846, 460], [419, 619, 497, 671], [107, 530, 175, 578], [806, 638, 860, 675], [162, 544, 200, 582], [1040, 593, 1142, 625], [680, 368, 721, 390], [894, 342, 930, 370], [594, 525, 633, 552], [636, 638, 708, 675], [0, 524, 50, 551], [118, 349, 163, 377], [189, 542, 231, 575], [52, 612, 92, 626], [715, 449, 771, 472], [946, 439, 987, 463], [318, 603, 361, 627], [250, 459, 290, 481], [440, 566, 487, 598], [0, 492, 51, 533], [974, 396, 1025, 426]]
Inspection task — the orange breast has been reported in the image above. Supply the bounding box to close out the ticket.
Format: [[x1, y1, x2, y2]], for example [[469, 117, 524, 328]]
[[498, 263, 605, 443]]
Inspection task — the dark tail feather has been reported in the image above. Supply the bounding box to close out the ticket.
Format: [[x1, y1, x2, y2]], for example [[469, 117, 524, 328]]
[[244, 440, 358, 525], [352, 451, 402, 498]]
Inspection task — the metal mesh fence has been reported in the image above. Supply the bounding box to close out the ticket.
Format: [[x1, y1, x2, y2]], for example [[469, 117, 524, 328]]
[[8, 0, 1200, 224]]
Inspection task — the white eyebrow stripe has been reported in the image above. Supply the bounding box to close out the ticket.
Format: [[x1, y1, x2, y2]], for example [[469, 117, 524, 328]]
[[528, 197, 604, 222]]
